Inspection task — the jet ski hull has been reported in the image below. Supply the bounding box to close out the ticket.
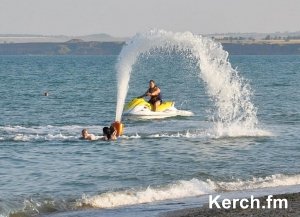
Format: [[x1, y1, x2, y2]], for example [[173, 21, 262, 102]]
[[123, 98, 194, 118]]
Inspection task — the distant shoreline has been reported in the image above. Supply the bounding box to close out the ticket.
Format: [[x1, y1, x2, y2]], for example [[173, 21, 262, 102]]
[[1, 41, 300, 55]]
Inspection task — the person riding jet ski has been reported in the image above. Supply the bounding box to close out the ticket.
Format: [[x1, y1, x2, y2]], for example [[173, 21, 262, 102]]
[[139, 80, 162, 112]]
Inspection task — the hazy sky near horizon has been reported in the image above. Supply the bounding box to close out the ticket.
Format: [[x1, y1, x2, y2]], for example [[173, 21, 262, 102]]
[[0, 0, 299, 37]]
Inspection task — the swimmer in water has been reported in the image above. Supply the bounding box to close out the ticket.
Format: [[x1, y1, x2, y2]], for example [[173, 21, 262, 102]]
[[102, 125, 117, 141], [81, 128, 96, 140]]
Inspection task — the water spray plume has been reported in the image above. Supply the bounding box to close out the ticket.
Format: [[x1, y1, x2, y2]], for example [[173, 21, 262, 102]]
[[115, 30, 259, 136]]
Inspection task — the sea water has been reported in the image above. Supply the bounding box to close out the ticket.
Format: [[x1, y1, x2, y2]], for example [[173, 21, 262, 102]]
[[0, 47, 300, 215]]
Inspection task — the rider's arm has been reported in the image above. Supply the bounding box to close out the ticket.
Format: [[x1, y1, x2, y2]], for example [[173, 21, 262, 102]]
[[138, 90, 149, 98]]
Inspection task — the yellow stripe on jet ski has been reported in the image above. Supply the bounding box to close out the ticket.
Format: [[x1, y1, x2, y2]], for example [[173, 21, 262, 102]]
[[124, 98, 174, 112]]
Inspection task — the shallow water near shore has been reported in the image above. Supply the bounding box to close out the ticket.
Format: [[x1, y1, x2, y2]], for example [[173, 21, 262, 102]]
[[0, 54, 300, 217]]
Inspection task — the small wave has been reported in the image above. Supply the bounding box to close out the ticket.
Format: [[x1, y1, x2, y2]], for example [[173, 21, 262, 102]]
[[44, 133, 78, 141], [77, 179, 213, 208], [10, 133, 77, 142], [0, 125, 102, 134], [116, 130, 207, 139], [120, 133, 141, 139], [0, 125, 103, 142], [77, 174, 300, 209], [209, 174, 300, 191], [13, 134, 35, 142], [142, 126, 272, 139], [147, 130, 206, 138], [3, 198, 75, 217]]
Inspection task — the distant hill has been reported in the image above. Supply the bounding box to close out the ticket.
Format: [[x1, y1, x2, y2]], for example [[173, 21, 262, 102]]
[[0, 33, 128, 44], [0, 41, 125, 55], [78, 33, 127, 42]]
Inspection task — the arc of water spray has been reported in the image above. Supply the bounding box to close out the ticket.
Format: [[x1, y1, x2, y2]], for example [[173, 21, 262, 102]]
[[115, 30, 259, 136]]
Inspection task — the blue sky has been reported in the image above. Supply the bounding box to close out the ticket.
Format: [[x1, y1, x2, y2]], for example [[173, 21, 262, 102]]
[[0, 0, 299, 36]]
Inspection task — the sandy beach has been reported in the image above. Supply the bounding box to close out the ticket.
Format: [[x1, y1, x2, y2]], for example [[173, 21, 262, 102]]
[[162, 192, 300, 217]]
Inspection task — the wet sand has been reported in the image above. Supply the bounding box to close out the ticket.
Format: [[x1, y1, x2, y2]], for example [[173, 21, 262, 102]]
[[162, 192, 300, 217]]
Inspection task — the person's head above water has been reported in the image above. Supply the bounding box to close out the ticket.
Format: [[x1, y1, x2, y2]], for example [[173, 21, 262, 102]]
[[110, 125, 116, 134], [102, 125, 117, 141], [149, 80, 156, 89], [103, 127, 110, 136], [81, 128, 96, 140], [82, 129, 88, 138]]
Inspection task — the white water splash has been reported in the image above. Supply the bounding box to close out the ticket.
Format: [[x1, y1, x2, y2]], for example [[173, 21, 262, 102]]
[[115, 30, 260, 136]]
